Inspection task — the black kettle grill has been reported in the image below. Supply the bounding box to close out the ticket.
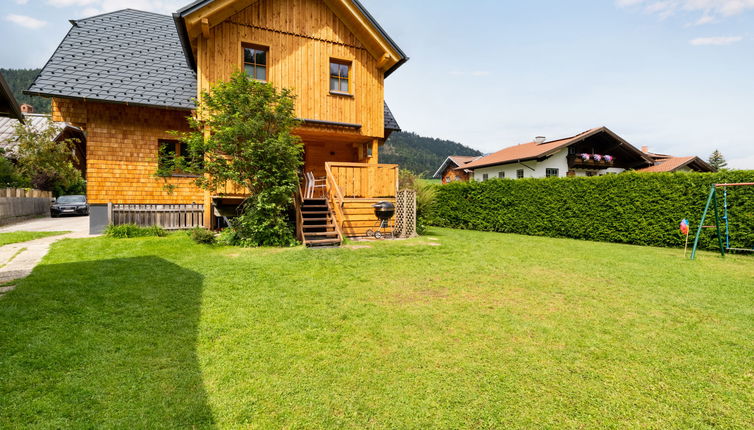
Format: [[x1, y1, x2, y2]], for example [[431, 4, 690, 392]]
[[366, 201, 395, 239]]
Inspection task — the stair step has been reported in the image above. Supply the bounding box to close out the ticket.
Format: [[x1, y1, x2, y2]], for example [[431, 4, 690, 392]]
[[306, 238, 342, 246], [305, 231, 338, 235], [303, 224, 335, 230], [301, 211, 329, 215], [303, 217, 330, 222]]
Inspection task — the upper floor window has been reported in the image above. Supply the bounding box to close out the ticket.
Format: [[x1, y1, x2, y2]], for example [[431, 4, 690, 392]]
[[498, 171, 505, 179], [330, 60, 351, 94], [516, 169, 524, 179], [482, 173, 489, 181], [546, 168, 559, 178], [244, 45, 268, 82]]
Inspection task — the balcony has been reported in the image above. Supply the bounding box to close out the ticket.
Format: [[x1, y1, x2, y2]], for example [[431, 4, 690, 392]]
[[567, 154, 616, 169]]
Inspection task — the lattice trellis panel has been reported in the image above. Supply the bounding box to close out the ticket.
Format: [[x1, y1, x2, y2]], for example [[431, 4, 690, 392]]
[[394, 190, 417, 238]]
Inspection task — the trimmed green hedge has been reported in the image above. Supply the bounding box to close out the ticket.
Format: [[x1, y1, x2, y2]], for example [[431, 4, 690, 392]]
[[431, 171, 754, 250]]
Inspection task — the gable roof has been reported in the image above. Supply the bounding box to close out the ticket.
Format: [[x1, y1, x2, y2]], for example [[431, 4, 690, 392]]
[[462, 127, 653, 171], [0, 72, 24, 122], [26, 9, 196, 110], [173, 0, 408, 76], [26, 7, 400, 131], [638, 156, 715, 173], [433, 155, 481, 178]]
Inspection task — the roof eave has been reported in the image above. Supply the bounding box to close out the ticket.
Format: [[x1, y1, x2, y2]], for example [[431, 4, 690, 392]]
[[23, 90, 195, 112], [173, 12, 197, 70], [174, 0, 408, 77], [0, 74, 24, 123]]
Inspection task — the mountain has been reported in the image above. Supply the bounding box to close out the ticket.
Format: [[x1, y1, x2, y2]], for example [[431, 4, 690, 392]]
[[382, 131, 482, 176], [0, 68, 50, 114]]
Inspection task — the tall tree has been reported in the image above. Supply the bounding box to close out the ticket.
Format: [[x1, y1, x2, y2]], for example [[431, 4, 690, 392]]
[[708, 149, 728, 171], [160, 71, 303, 247]]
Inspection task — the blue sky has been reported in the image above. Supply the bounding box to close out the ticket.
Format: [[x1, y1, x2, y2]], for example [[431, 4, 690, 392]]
[[2, 0, 753, 168]]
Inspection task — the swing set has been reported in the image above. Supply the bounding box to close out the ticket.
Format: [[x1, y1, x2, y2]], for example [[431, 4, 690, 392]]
[[690, 182, 754, 259]]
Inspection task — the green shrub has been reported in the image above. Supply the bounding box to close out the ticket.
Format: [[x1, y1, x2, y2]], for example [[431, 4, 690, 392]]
[[104, 224, 167, 239], [216, 228, 241, 246], [189, 227, 216, 245], [432, 171, 754, 250]]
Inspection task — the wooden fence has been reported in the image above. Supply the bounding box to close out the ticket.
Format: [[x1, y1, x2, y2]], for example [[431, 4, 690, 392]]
[[0, 188, 53, 226], [107, 203, 204, 230]]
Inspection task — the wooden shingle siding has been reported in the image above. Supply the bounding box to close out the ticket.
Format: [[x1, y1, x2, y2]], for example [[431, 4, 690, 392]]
[[199, 0, 385, 139], [53, 98, 204, 205]]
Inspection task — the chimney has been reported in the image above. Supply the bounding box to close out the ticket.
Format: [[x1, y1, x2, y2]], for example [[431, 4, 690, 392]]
[[534, 136, 546, 144], [641, 146, 649, 153], [20, 104, 34, 114]]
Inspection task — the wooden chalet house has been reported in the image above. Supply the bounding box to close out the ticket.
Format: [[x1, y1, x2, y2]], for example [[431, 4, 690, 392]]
[[27, 0, 408, 244]]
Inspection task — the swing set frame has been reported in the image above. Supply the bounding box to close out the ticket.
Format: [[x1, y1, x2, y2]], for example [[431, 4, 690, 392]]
[[690, 182, 754, 260]]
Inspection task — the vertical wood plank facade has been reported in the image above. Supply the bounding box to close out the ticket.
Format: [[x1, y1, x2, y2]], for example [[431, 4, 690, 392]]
[[199, 0, 385, 139]]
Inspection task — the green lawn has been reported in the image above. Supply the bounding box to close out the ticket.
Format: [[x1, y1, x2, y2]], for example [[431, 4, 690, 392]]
[[0, 229, 752, 428], [0, 231, 68, 246]]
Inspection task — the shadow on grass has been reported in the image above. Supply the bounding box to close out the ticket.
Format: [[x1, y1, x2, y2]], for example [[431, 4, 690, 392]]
[[0, 256, 215, 428]]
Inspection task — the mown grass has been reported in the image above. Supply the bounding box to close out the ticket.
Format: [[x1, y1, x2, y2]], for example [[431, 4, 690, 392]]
[[0, 231, 68, 246], [0, 229, 752, 429]]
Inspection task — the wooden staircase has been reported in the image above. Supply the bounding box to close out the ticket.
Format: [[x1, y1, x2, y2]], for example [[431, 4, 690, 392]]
[[299, 197, 343, 247]]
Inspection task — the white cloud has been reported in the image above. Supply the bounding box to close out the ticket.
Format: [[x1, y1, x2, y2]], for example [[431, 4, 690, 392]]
[[617, 0, 754, 22], [4, 14, 47, 29], [689, 36, 743, 45], [15, 0, 30, 4]]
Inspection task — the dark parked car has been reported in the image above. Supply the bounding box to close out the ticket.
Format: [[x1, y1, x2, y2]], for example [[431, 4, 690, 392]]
[[51, 195, 89, 217]]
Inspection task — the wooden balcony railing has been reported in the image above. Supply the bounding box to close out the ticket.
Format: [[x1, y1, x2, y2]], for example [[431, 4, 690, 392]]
[[324, 162, 399, 199]]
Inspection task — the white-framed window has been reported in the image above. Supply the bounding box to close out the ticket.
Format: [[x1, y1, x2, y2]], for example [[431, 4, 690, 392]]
[[482, 173, 489, 181], [498, 171, 505, 179], [516, 169, 524, 179], [546, 168, 559, 178]]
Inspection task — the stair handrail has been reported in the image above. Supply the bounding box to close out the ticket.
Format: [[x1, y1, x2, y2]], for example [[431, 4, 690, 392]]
[[294, 176, 305, 243], [324, 163, 346, 236]]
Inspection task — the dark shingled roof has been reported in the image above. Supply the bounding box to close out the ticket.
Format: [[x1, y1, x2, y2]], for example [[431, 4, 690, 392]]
[[27, 8, 400, 131], [27, 9, 196, 110], [384, 103, 400, 132]]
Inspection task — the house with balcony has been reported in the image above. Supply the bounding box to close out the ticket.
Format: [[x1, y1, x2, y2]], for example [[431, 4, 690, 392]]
[[26, 0, 408, 245], [462, 127, 654, 181]]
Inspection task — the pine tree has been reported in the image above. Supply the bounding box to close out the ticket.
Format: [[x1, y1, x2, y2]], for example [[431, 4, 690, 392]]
[[708, 150, 728, 171]]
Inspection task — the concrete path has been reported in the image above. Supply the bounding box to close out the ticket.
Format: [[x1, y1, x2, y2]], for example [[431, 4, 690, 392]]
[[0, 215, 91, 295]]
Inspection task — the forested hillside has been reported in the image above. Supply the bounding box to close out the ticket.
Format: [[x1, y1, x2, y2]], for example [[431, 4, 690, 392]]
[[382, 131, 482, 175], [0, 68, 50, 113]]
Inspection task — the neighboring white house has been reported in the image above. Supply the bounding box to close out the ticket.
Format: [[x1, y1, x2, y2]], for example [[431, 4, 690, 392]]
[[460, 127, 713, 181]]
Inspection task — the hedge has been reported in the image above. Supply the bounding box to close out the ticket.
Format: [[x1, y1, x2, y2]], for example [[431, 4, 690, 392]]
[[431, 171, 754, 250]]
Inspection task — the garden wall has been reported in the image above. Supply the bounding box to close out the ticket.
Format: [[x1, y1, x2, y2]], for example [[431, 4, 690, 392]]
[[431, 171, 754, 250], [0, 188, 53, 226]]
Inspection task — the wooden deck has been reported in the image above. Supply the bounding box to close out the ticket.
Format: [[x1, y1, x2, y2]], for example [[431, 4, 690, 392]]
[[325, 162, 398, 237]]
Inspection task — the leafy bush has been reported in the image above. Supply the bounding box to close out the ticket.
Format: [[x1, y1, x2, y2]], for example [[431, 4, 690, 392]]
[[431, 171, 754, 250], [104, 224, 167, 239], [216, 227, 241, 247], [189, 227, 216, 245]]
